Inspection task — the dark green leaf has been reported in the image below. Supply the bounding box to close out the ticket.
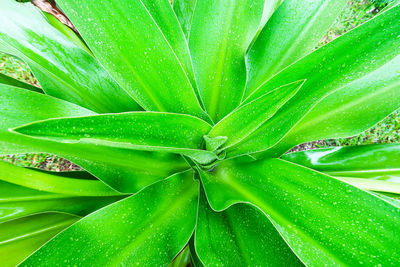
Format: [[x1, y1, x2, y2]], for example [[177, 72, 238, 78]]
[[22, 171, 199, 266], [199, 157, 400, 266], [189, 0, 265, 122]]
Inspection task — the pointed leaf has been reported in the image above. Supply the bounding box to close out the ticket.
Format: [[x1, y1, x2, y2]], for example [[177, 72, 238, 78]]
[[246, 0, 347, 93], [136, 0, 200, 102], [189, 0, 265, 122], [173, 0, 197, 39], [0, 161, 120, 197], [0, 0, 140, 113], [199, 157, 400, 266], [12, 112, 217, 165], [209, 80, 304, 151], [232, 5, 400, 157], [0, 86, 188, 193], [0, 180, 123, 223], [0, 213, 78, 267], [195, 190, 301, 266], [22, 171, 199, 266], [258, 0, 283, 31], [259, 55, 400, 157], [0, 73, 42, 93], [56, 0, 207, 119], [283, 144, 400, 194]]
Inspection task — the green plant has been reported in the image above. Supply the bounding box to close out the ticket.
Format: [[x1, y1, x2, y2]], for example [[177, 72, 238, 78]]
[[0, 0, 400, 266]]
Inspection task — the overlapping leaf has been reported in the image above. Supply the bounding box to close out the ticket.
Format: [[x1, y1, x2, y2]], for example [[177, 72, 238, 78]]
[[12, 112, 217, 165], [258, 54, 400, 158], [22, 171, 199, 266], [0, 161, 119, 196], [0, 213, 79, 267], [173, 0, 197, 39], [0, 73, 41, 93], [229, 5, 400, 157], [199, 157, 400, 266], [208, 80, 304, 151], [0, 85, 188, 193], [283, 144, 400, 195], [0, 0, 140, 113], [246, 0, 347, 93], [56, 0, 207, 120], [0, 180, 123, 223], [189, 0, 265, 122], [195, 190, 301, 266]]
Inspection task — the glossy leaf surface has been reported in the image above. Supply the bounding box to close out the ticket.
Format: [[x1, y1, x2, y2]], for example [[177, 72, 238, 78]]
[[0, 213, 79, 267], [13, 112, 217, 165], [260, 55, 400, 157], [0, 0, 140, 113], [22, 171, 199, 266], [57, 0, 207, 120], [246, 0, 347, 93], [0, 180, 123, 223], [173, 0, 197, 39], [138, 0, 199, 101], [0, 86, 188, 193], [0, 161, 119, 196], [230, 5, 400, 157], [258, 0, 283, 31], [199, 157, 400, 266], [195, 191, 301, 266], [189, 0, 264, 122], [283, 144, 400, 194], [209, 80, 304, 151]]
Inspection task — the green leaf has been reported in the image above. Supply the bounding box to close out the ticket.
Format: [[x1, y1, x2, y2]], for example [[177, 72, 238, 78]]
[[168, 245, 191, 267], [0, 161, 120, 196], [56, 0, 207, 120], [0, 213, 79, 267], [282, 144, 400, 194], [258, 55, 400, 157], [0, 0, 140, 113], [230, 5, 400, 157], [209, 80, 304, 151], [136, 0, 200, 103], [0, 180, 124, 223], [258, 0, 283, 31], [195, 190, 301, 266], [22, 171, 200, 266], [189, 0, 265, 122], [173, 0, 197, 39], [246, 0, 347, 93], [199, 157, 400, 266], [0, 73, 42, 93], [0, 86, 189, 193], [12, 112, 217, 165]]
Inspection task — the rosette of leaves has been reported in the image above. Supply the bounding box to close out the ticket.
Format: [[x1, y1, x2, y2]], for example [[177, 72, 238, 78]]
[[1, 0, 400, 266]]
